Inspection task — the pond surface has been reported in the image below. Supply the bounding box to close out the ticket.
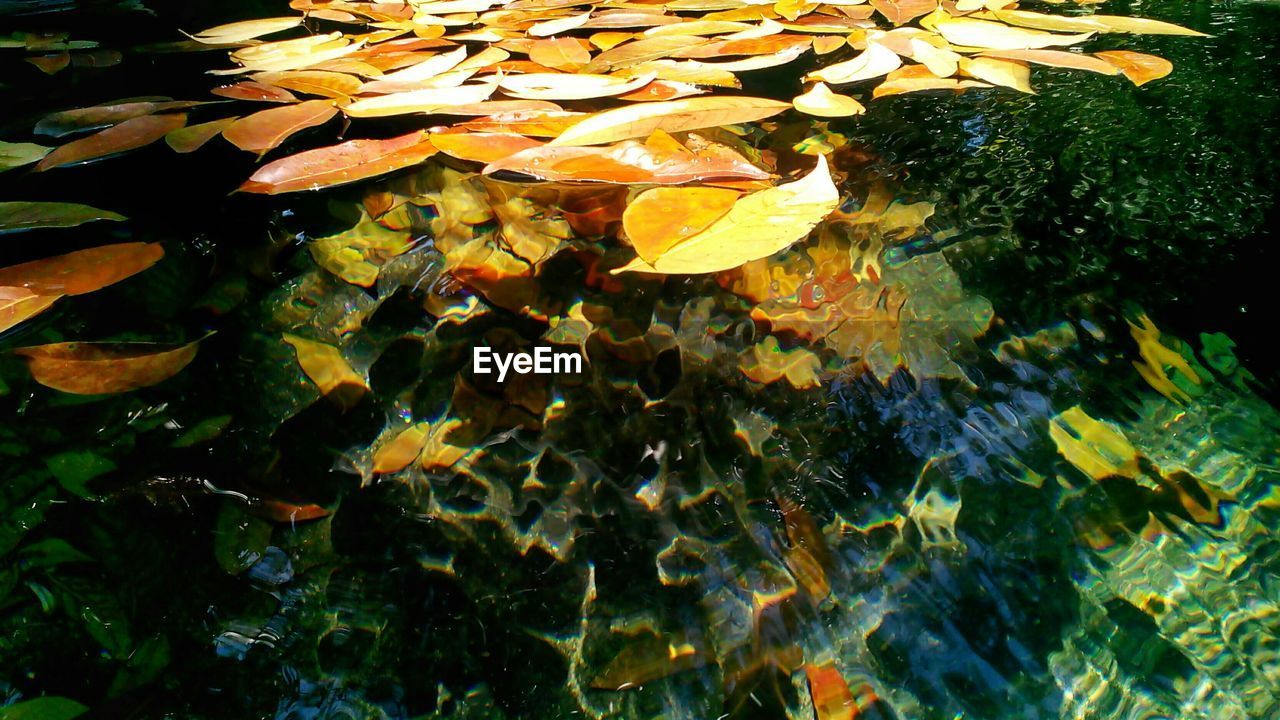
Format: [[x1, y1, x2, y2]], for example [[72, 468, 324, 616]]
[[2, 1, 1279, 719]]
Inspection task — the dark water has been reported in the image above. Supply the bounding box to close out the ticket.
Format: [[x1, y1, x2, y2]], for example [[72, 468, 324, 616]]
[[2, 1, 1280, 719]]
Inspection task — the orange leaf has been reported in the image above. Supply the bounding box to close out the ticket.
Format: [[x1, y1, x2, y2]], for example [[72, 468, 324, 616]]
[[869, 0, 937, 25], [245, 500, 331, 523], [211, 80, 300, 103], [35, 114, 187, 171], [237, 130, 437, 194], [0, 287, 61, 334], [430, 130, 545, 163], [282, 333, 368, 409], [222, 99, 338, 154], [1094, 50, 1172, 86], [485, 136, 768, 184], [0, 242, 164, 295], [251, 70, 364, 99], [14, 340, 199, 395], [528, 37, 592, 71], [804, 663, 856, 720], [457, 109, 587, 137], [623, 186, 741, 262]]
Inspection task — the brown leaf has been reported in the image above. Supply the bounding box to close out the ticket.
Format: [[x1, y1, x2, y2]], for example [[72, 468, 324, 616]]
[[35, 100, 203, 137], [165, 117, 239, 153], [237, 130, 437, 194], [35, 114, 188, 171], [15, 339, 200, 395], [222, 99, 338, 154], [211, 80, 300, 103], [0, 242, 164, 295]]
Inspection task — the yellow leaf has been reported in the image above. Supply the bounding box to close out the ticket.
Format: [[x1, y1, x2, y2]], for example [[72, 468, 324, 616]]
[[872, 64, 991, 97], [373, 422, 430, 474], [282, 334, 368, 409], [498, 72, 655, 100], [1095, 50, 1173, 86], [529, 11, 591, 37], [623, 186, 742, 263], [793, 82, 866, 117], [191, 17, 302, 44], [739, 335, 823, 389], [934, 17, 1095, 50], [549, 96, 789, 146], [909, 38, 960, 77], [1048, 406, 1139, 480], [975, 48, 1118, 76], [343, 82, 498, 117], [310, 211, 414, 286], [614, 154, 838, 274], [804, 41, 900, 84], [959, 56, 1033, 93], [991, 9, 1206, 37]]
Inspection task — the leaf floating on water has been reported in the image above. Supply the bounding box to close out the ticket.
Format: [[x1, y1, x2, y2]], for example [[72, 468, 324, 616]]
[[869, 0, 937, 26], [0, 201, 125, 233], [210, 80, 300, 103], [484, 133, 770, 184], [35, 114, 188, 171], [221, 100, 338, 154], [549, 96, 790, 146], [959, 56, 1033, 93], [282, 333, 368, 409], [976, 48, 1118, 76], [0, 242, 163, 295], [14, 339, 200, 395], [739, 335, 823, 389], [933, 18, 1095, 50], [251, 70, 364, 99], [614, 154, 838, 274], [1095, 50, 1173, 86], [623, 186, 741, 263], [804, 41, 900, 84], [0, 287, 61, 334], [191, 16, 304, 44], [498, 72, 655, 101], [342, 82, 499, 118], [0, 140, 52, 170], [430, 131, 545, 163], [792, 82, 866, 117], [35, 100, 202, 138], [165, 117, 239, 153], [237, 130, 437, 194], [872, 64, 992, 98]]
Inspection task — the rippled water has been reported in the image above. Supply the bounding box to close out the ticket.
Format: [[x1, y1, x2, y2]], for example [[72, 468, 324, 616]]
[[2, 1, 1279, 719]]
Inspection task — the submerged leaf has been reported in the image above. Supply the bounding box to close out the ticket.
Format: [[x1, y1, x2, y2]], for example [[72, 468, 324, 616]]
[[282, 333, 368, 408], [0, 202, 125, 232], [623, 186, 741, 263], [739, 335, 823, 389], [484, 134, 769, 184], [15, 340, 200, 395]]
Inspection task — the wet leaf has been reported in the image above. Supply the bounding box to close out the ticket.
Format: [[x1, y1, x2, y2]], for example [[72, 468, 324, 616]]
[[35, 101, 201, 138], [0, 242, 164, 296], [251, 70, 364, 99], [342, 82, 498, 117], [959, 56, 1033, 93], [210, 81, 299, 103], [485, 133, 770, 184], [282, 333, 368, 408], [976, 48, 1118, 76], [0, 288, 61, 334], [0, 140, 51, 171], [870, 0, 937, 25], [237, 130, 437, 194], [35, 114, 188, 171], [615, 154, 837, 274], [623, 186, 741, 263], [550, 96, 789, 146], [873, 64, 991, 98], [804, 41, 900, 84], [739, 335, 823, 389], [222, 100, 339, 154], [933, 17, 1095, 50], [372, 422, 431, 474], [498, 72, 654, 100], [1095, 50, 1173, 86], [793, 82, 866, 117], [310, 210, 413, 286], [191, 16, 303, 44], [0, 202, 125, 233], [165, 117, 239, 153], [14, 340, 200, 395], [46, 451, 116, 497], [430, 131, 545, 163], [804, 663, 856, 720]]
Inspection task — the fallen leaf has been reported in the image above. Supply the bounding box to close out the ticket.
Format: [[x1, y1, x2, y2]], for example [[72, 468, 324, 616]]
[[623, 186, 741, 262], [804, 41, 900, 84], [959, 56, 1033, 93], [430, 131, 545, 162], [165, 117, 239, 153], [976, 48, 1118, 75], [933, 17, 1095, 50], [34, 101, 201, 138], [15, 340, 200, 395], [0, 287, 61, 334], [0, 202, 125, 233], [310, 210, 413, 286], [0, 140, 51, 171], [869, 0, 937, 25], [614, 154, 837, 274], [251, 70, 364, 98], [35, 114, 187, 171], [342, 82, 498, 117], [191, 16, 303, 44], [529, 37, 593, 71], [1095, 50, 1173, 86], [739, 335, 823, 389], [872, 64, 991, 97], [211, 81, 300, 103], [282, 333, 368, 408], [237, 130, 437, 193], [484, 135, 770, 183], [372, 422, 430, 473], [549, 96, 789, 146], [0, 243, 163, 295], [221, 100, 339, 154], [498, 72, 655, 100], [805, 663, 857, 720], [793, 82, 866, 117]]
